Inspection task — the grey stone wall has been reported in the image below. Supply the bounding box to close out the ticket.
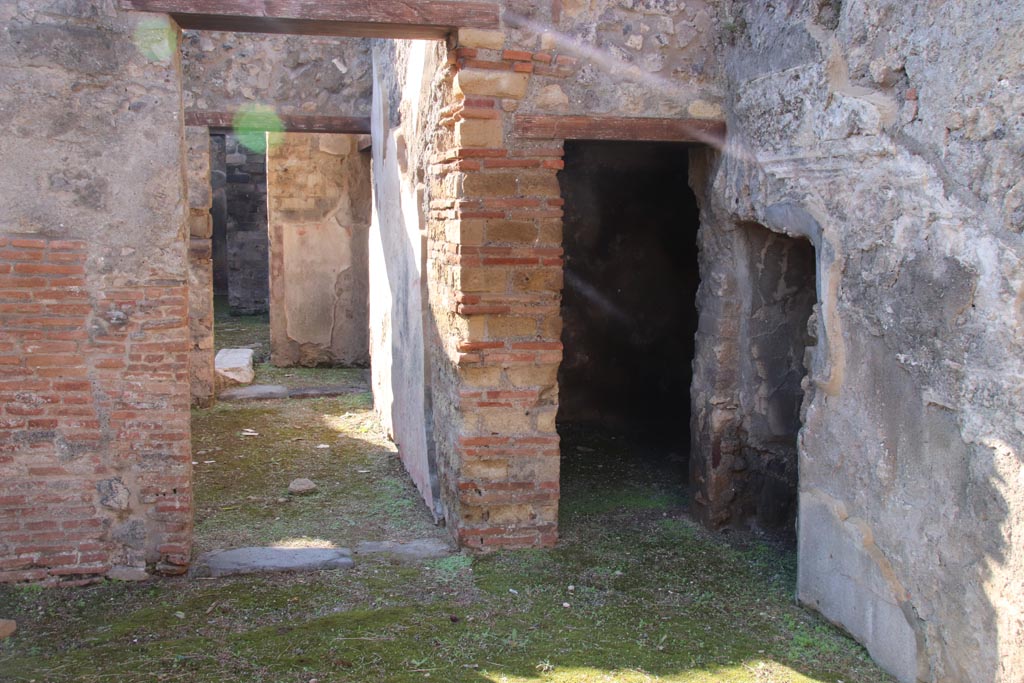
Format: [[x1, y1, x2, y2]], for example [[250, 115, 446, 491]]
[[691, 2, 1024, 681], [181, 31, 371, 117]]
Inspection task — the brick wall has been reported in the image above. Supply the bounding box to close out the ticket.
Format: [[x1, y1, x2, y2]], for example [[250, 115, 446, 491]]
[[426, 31, 571, 550], [0, 237, 192, 584]]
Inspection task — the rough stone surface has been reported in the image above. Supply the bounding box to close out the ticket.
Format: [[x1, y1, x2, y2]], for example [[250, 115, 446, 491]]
[[224, 134, 270, 315], [287, 478, 318, 495], [268, 133, 371, 367], [218, 384, 290, 402], [215, 348, 255, 390], [181, 31, 371, 117], [192, 547, 352, 578], [187, 125, 216, 407]]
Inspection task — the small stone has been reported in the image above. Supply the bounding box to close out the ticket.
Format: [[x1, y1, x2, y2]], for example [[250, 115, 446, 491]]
[[0, 620, 16, 639], [215, 348, 255, 389], [288, 478, 317, 495]]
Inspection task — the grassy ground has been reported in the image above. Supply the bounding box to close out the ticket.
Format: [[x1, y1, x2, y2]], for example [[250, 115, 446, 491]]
[[0, 315, 894, 683]]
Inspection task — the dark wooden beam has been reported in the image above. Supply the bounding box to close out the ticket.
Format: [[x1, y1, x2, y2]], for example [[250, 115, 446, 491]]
[[121, 0, 500, 39], [185, 110, 371, 134], [513, 115, 726, 145]]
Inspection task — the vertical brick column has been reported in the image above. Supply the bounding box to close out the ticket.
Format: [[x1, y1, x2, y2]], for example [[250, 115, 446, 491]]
[[428, 31, 567, 549]]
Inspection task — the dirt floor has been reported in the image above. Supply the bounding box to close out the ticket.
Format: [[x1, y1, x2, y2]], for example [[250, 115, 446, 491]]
[[0, 315, 895, 683]]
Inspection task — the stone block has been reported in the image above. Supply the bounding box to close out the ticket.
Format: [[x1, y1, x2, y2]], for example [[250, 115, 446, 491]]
[[457, 28, 506, 50], [455, 118, 504, 148], [215, 348, 255, 390], [487, 315, 537, 338], [486, 219, 537, 243], [455, 69, 529, 99]]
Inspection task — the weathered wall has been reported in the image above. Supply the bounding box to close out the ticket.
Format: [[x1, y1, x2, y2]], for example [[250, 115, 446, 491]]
[[268, 133, 371, 367], [0, 4, 191, 583], [186, 126, 215, 407], [209, 134, 229, 295], [514, 0, 722, 118], [224, 134, 269, 315], [691, 2, 1024, 681], [181, 31, 371, 117]]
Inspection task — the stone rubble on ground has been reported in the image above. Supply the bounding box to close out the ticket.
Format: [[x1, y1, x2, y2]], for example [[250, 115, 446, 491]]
[[288, 478, 317, 495], [0, 619, 16, 639]]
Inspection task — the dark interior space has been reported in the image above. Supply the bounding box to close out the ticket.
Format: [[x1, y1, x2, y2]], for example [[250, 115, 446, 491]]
[[556, 140, 701, 493]]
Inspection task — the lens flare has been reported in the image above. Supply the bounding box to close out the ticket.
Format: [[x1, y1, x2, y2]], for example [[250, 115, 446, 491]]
[[232, 105, 285, 153], [133, 17, 176, 63]]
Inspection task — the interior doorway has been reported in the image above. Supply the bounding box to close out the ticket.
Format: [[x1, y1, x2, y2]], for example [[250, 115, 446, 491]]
[[556, 140, 701, 512]]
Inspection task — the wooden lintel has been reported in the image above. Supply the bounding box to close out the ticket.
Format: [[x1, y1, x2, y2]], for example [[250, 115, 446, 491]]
[[513, 115, 727, 145], [185, 111, 371, 135], [120, 0, 500, 39]]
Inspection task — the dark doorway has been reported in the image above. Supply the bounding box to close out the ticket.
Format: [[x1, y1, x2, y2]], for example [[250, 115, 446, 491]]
[[556, 140, 701, 510]]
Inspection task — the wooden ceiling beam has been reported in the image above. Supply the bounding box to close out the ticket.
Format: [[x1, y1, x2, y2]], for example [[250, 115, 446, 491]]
[[120, 0, 500, 39]]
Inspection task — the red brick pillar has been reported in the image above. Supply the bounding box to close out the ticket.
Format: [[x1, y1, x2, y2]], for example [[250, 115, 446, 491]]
[[428, 32, 566, 549]]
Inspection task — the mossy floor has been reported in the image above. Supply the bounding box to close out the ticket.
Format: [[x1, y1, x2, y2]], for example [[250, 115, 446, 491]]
[[0, 314, 893, 682]]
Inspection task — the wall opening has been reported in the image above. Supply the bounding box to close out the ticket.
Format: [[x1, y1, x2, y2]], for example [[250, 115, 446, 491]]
[[731, 221, 816, 532], [556, 140, 701, 504]]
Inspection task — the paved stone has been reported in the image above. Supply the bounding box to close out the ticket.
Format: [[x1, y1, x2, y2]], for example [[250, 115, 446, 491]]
[[354, 538, 454, 562], [219, 384, 290, 401], [107, 565, 150, 582], [288, 385, 362, 399], [288, 478, 317, 495], [192, 547, 353, 578], [0, 620, 16, 639], [215, 348, 255, 389]]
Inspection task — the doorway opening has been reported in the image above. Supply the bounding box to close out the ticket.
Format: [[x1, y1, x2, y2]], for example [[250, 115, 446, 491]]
[[556, 140, 701, 514], [730, 221, 816, 532]]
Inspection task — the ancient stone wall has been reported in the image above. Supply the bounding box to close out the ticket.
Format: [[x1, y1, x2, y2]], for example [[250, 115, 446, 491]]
[[181, 31, 371, 117], [268, 133, 371, 367], [0, 4, 191, 583], [186, 126, 215, 407], [688, 2, 1024, 681]]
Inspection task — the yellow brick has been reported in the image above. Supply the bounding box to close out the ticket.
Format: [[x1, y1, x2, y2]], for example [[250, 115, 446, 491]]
[[457, 28, 506, 50], [465, 315, 486, 341], [455, 69, 530, 99], [455, 118, 504, 148], [445, 219, 485, 246], [464, 459, 509, 481], [535, 409, 557, 433], [462, 366, 504, 387], [507, 364, 559, 387], [463, 173, 518, 197], [489, 504, 535, 524], [512, 268, 563, 292], [537, 219, 563, 245], [540, 315, 563, 339], [480, 407, 533, 433], [518, 172, 562, 197], [459, 267, 509, 293], [487, 315, 537, 338], [486, 219, 537, 244]]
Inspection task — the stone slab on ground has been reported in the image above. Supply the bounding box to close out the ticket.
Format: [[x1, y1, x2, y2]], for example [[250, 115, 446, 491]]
[[191, 547, 353, 578], [215, 348, 255, 390], [219, 384, 290, 401], [288, 385, 364, 399], [354, 538, 454, 562]]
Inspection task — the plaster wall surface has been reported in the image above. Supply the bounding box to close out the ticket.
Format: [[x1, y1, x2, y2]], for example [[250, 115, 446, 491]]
[[690, 2, 1024, 681], [0, 3, 192, 582], [267, 133, 371, 367], [368, 39, 446, 517]]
